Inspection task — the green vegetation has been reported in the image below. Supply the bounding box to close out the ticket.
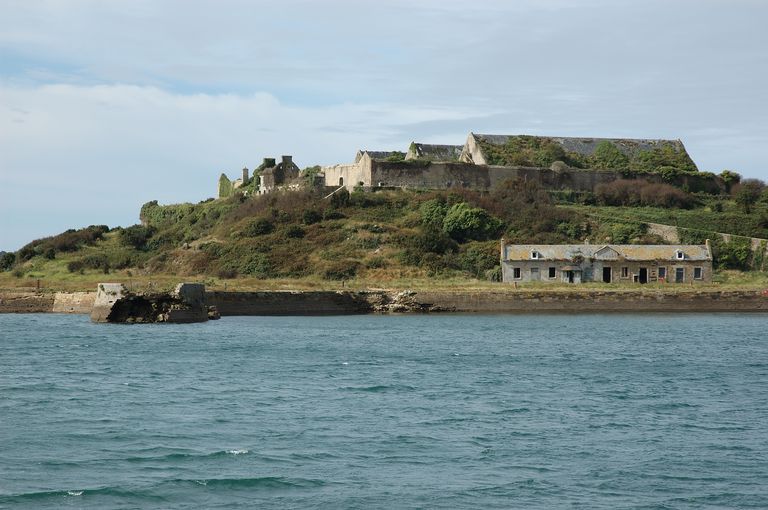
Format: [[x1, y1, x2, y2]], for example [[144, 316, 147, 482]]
[[479, 136, 698, 176], [3, 174, 767, 291]]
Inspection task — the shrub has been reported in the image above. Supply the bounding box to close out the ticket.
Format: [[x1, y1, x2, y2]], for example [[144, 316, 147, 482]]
[[322, 261, 359, 280], [595, 179, 695, 208], [244, 218, 275, 236], [240, 253, 273, 277], [285, 225, 306, 239], [302, 209, 323, 225], [458, 243, 499, 278], [591, 141, 629, 170], [732, 179, 765, 214], [330, 188, 350, 208], [419, 198, 448, 227], [442, 203, 504, 243], [714, 238, 752, 270], [119, 225, 155, 250], [0, 252, 16, 270]]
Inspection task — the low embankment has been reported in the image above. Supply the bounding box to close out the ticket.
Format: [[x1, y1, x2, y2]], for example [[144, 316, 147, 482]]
[[2, 288, 768, 315]]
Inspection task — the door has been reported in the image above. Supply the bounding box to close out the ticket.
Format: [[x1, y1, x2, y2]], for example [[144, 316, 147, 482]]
[[639, 267, 648, 284], [602, 267, 611, 283], [675, 267, 685, 283], [530, 267, 540, 281]]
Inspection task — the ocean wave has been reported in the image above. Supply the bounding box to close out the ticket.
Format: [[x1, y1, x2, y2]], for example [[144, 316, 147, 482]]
[[182, 476, 326, 490], [340, 384, 416, 393]]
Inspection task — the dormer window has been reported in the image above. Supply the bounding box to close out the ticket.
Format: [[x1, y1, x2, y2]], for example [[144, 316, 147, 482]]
[[675, 250, 685, 260], [530, 250, 541, 260]]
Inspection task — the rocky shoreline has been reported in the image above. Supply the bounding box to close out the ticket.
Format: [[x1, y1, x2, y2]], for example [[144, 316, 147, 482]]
[[2, 288, 768, 315]]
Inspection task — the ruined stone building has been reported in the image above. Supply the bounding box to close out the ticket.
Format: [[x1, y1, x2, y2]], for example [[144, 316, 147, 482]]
[[216, 131, 721, 197], [258, 155, 301, 194], [318, 132, 721, 194], [501, 241, 714, 284], [217, 155, 302, 198]]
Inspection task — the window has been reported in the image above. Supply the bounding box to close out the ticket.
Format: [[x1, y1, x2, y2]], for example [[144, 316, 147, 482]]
[[548, 267, 556, 278], [513, 267, 521, 279], [530, 250, 540, 260], [621, 267, 629, 278], [676, 250, 685, 260], [694, 267, 703, 280], [658, 267, 667, 279]]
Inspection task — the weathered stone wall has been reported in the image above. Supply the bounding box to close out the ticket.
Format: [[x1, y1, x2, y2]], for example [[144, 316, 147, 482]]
[[414, 289, 768, 313], [0, 292, 55, 313], [4, 289, 768, 315], [207, 291, 373, 315], [52, 292, 96, 313], [371, 161, 491, 189], [322, 162, 369, 190]]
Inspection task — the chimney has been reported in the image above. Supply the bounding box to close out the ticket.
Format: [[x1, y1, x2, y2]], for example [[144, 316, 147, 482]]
[[263, 157, 276, 168], [281, 155, 293, 167]]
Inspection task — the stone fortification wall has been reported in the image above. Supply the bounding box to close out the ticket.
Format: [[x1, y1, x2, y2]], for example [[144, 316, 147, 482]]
[[414, 289, 768, 313], [3, 289, 768, 315], [52, 292, 96, 313], [365, 161, 724, 193], [207, 291, 373, 315], [0, 292, 55, 313], [371, 161, 491, 190], [207, 289, 768, 315], [322, 163, 369, 190]]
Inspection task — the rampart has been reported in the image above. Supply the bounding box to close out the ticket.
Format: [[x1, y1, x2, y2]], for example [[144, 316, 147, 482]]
[[331, 159, 725, 194], [5, 289, 766, 315]]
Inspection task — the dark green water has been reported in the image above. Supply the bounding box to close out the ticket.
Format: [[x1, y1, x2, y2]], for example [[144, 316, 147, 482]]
[[1, 313, 767, 509]]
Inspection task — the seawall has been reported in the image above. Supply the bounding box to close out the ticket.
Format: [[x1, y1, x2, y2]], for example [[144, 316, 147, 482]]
[[2, 289, 767, 315]]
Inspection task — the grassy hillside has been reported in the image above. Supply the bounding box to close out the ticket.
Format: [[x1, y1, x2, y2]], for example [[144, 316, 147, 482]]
[[2, 178, 767, 292]]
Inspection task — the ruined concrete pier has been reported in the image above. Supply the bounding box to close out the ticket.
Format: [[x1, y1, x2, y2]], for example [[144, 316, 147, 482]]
[[90, 283, 218, 323]]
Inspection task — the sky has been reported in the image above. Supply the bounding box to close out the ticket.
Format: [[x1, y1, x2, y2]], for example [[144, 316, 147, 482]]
[[1, 0, 767, 251]]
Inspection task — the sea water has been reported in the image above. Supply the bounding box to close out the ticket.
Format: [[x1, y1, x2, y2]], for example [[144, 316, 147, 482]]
[[1, 313, 767, 509]]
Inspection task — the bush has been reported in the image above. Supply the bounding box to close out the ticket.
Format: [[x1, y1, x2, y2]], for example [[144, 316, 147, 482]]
[[591, 141, 629, 170], [442, 202, 504, 243], [330, 188, 350, 208], [119, 225, 155, 250], [458, 243, 499, 278], [0, 252, 16, 270], [302, 209, 323, 225], [595, 179, 695, 208], [322, 261, 359, 280], [244, 218, 275, 237], [285, 225, 306, 239], [419, 198, 448, 227], [714, 238, 752, 270]]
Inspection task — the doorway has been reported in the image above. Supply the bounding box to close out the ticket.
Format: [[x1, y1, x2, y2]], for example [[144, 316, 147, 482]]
[[639, 267, 648, 284], [602, 267, 612, 283]]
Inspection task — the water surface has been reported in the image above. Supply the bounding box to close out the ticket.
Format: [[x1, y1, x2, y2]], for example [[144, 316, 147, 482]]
[[1, 313, 767, 508]]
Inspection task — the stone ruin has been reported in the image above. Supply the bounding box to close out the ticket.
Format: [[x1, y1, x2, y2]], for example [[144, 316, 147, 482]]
[[91, 283, 219, 324]]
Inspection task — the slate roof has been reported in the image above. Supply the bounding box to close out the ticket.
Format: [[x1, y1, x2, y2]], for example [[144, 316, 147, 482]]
[[503, 244, 712, 262], [355, 150, 399, 163], [408, 143, 463, 161], [472, 133, 690, 159]]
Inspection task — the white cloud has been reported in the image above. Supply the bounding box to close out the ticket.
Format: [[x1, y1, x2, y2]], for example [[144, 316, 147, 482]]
[[0, 82, 499, 249], [1, 0, 767, 249]]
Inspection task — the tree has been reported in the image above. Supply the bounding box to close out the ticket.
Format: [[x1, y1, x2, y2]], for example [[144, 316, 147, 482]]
[[0, 251, 15, 271], [733, 179, 765, 214], [719, 170, 741, 191], [442, 202, 504, 243]]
